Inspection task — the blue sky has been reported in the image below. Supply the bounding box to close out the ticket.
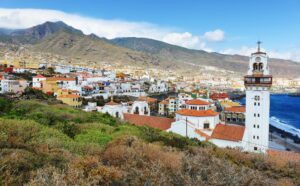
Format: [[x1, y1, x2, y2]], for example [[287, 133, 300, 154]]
[[0, 0, 300, 61]]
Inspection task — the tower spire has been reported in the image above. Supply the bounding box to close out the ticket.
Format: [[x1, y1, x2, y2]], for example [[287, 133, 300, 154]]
[[257, 41, 262, 52]]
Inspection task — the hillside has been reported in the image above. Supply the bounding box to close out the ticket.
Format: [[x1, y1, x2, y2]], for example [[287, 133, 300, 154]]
[[0, 96, 299, 185], [32, 30, 161, 67], [111, 37, 300, 77], [1, 21, 300, 77]]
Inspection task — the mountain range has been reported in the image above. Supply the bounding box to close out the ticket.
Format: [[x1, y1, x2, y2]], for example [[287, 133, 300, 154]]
[[0, 21, 299, 77]]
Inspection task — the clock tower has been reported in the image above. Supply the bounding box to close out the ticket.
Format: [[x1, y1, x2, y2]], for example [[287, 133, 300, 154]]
[[243, 41, 272, 153]]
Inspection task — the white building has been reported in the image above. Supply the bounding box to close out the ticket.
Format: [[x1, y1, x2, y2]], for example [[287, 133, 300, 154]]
[[32, 74, 46, 88], [130, 100, 150, 116], [98, 98, 150, 119], [98, 100, 128, 119], [166, 43, 272, 154], [148, 80, 168, 93], [243, 42, 272, 153]]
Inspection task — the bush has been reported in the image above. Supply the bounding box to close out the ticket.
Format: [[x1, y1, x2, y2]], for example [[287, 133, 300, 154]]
[[75, 130, 112, 147]]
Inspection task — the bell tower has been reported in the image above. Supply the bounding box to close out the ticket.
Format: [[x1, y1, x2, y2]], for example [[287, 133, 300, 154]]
[[243, 41, 272, 153]]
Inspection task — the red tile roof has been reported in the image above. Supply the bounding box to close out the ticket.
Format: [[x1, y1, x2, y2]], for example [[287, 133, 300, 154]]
[[105, 101, 120, 106], [58, 94, 80, 99], [268, 150, 300, 163], [46, 77, 75, 81], [123, 113, 174, 130], [138, 96, 157, 103], [33, 74, 45, 78], [210, 93, 229, 100], [186, 99, 210, 105], [225, 106, 246, 113], [211, 124, 245, 142], [159, 99, 169, 105], [176, 109, 219, 117], [195, 129, 211, 140]]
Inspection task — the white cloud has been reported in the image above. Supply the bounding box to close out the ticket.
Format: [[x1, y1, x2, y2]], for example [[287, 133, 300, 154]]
[[203, 29, 225, 42], [0, 8, 223, 51], [221, 46, 300, 62], [162, 32, 206, 49]]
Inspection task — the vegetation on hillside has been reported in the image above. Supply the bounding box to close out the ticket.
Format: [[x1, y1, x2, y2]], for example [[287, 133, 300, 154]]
[[0, 98, 299, 185]]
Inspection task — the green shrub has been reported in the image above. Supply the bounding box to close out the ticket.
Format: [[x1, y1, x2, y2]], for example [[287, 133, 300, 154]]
[[75, 130, 112, 147]]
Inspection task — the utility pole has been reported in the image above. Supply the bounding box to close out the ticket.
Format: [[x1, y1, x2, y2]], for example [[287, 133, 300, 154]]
[[186, 117, 188, 137]]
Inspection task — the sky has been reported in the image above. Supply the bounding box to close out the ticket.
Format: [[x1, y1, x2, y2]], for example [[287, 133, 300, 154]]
[[0, 0, 300, 62]]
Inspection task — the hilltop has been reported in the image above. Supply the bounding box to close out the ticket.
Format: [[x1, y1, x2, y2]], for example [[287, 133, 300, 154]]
[[0, 21, 300, 77], [0, 96, 299, 185]]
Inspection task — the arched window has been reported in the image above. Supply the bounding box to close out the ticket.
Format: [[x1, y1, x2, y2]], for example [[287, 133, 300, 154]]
[[144, 106, 148, 114], [134, 107, 139, 114], [259, 63, 263, 71], [253, 63, 258, 71], [116, 112, 119, 118]]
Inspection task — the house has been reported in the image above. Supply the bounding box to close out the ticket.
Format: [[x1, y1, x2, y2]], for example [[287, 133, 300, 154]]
[[158, 96, 179, 117], [97, 99, 128, 119], [0, 78, 28, 94], [57, 94, 82, 108], [32, 74, 46, 88], [130, 100, 150, 116], [221, 106, 246, 125], [42, 77, 76, 94], [137, 96, 158, 112], [210, 92, 229, 101], [148, 80, 168, 93]]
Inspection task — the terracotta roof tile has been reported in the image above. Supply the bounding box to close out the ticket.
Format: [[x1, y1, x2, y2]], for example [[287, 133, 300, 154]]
[[186, 99, 210, 105], [268, 150, 300, 163], [33, 74, 45, 78], [138, 96, 157, 103], [210, 93, 229, 100], [176, 109, 219, 117], [159, 100, 169, 105], [58, 94, 80, 99], [105, 101, 120, 106], [211, 124, 245, 141], [195, 129, 211, 140], [124, 113, 174, 130], [46, 77, 75, 81], [225, 106, 246, 113]]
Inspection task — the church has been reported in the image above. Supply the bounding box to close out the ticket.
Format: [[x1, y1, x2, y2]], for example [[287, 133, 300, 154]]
[[168, 42, 272, 153]]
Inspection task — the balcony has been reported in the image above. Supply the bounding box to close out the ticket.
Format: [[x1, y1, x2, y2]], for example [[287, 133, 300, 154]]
[[244, 75, 272, 87]]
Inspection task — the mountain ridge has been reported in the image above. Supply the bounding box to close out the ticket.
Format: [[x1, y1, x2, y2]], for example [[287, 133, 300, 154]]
[[1, 21, 300, 77]]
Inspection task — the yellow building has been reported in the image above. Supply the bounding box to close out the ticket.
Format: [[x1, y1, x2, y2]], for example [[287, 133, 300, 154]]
[[56, 88, 80, 97], [42, 79, 59, 94], [219, 100, 241, 108], [41, 77, 75, 94], [57, 94, 82, 108], [13, 59, 40, 69]]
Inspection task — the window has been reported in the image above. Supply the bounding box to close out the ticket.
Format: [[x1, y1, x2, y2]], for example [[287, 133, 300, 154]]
[[257, 125, 260, 128], [254, 96, 260, 101], [258, 114, 260, 117], [204, 123, 210, 129], [253, 124, 256, 128], [254, 102, 256, 106], [253, 136, 255, 139], [258, 103, 260, 106], [254, 147, 258, 151], [254, 113, 256, 117], [257, 136, 259, 139]]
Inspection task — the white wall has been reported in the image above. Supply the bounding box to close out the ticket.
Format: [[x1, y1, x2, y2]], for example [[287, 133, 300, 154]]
[[209, 139, 243, 149], [175, 114, 219, 130], [243, 89, 270, 153]]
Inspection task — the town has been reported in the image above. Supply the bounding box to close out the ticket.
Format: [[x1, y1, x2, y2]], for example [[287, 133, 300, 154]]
[[0, 42, 299, 153]]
